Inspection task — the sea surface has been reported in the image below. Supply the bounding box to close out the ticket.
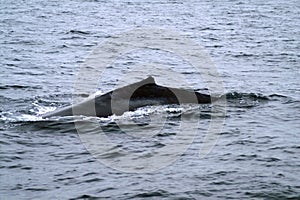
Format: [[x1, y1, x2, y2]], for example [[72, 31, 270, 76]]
[[1, 0, 300, 199]]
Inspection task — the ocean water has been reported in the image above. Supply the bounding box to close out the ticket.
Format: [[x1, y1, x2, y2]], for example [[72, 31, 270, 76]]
[[1, 0, 299, 199]]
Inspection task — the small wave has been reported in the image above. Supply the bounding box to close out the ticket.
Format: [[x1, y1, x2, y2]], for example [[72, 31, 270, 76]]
[[24, 187, 48, 191], [225, 92, 300, 109], [245, 190, 300, 199], [132, 189, 170, 198], [232, 53, 257, 58], [225, 92, 297, 103], [268, 93, 299, 104], [224, 92, 269, 108], [225, 92, 269, 101], [68, 30, 91, 35], [2, 39, 44, 45], [69, 194, 100, 200], [0, 85, 40, 90], [268, 94, 288, 98]]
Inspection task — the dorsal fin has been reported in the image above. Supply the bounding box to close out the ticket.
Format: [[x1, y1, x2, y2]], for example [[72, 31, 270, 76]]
[[111, 76, 156, 96], [140, 76, 156, 84]]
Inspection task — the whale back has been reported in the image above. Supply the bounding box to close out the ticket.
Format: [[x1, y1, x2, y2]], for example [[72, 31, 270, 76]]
[[42, 76, 211, 118]]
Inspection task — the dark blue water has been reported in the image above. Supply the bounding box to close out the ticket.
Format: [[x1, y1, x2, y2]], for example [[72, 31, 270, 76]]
[[1, 0, 299, 199]]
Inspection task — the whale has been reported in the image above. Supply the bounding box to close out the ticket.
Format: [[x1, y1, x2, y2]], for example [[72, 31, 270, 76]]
[[42, 76, 211, 118]]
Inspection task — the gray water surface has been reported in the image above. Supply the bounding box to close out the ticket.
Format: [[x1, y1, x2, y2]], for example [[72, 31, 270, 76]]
[[1, 0, 300, 199]]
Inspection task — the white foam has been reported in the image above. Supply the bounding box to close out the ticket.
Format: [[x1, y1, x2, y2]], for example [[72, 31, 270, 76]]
[[31, 102, 56, 115]]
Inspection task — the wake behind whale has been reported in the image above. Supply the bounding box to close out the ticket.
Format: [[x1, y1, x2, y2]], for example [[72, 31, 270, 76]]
[[42, 76, 212, 118]]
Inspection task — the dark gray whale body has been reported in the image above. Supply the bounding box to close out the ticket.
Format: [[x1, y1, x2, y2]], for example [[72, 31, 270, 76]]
[[42, 76, 211, 118]]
